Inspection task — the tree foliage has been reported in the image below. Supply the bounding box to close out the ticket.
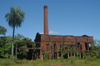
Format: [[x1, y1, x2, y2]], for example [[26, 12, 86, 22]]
[[5, 7, 25, 28], [15, 33, 24, 40], [44, 51, 50, 60], [84, 39, 100, 58], [91, 40, 100, 58], [0, 25, 7, 35], [0, 34, 32, 59]]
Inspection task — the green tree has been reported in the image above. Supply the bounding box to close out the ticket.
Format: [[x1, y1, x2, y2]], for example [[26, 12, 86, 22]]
[[0, 36, 12, 58], [85, 40, 100, 58], [15, 33, 24, 40], [92, 40, 100, 58], [5, 6, 25, 61], [0, 25, 7, 35], [0, 34, 33, 59]]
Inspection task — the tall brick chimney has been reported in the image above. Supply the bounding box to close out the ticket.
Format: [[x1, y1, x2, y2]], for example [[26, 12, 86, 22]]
[[44, 5, 48, 35]]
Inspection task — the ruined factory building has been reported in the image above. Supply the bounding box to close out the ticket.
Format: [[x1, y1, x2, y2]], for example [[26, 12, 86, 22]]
[[16, 5, 94, 60]]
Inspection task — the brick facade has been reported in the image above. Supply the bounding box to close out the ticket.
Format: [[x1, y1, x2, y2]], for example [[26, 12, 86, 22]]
[[34, 33, 93, 59]]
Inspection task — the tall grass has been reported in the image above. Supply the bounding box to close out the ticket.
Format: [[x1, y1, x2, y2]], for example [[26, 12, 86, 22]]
[[0, 58, 15, 66], [0, 57, 100, 66]]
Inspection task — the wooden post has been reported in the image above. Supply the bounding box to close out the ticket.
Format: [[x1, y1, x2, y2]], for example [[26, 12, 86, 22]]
[[71, 51, 72, 56], [53, 52, 54, 59], [68, 45, 69, 58], [74, 46, 75, 57], [64, 44, 65, 51], [32, 43, 34, 60], [37, 53, 38, 59], [74, 52, 75, 57], [35, 53, 36, 59], [68, 52, 69, 58], [79, 45, 80, 50], [57, 52, 59, 59], [76, 45, 78, 57], [61, 42, 63, 58], [83, 51, 84, 59], [88, 43, 89, 52], [15, 43, 17, 60], [68, 45, 69, 51], [80, 52, 81, 59], [79, 45, 81, 58], [32, 50, 33, 60], [61, 52, 63, 57]]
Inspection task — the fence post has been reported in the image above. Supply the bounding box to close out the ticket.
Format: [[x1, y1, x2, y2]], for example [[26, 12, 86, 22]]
[[15, 43, 17, 60]]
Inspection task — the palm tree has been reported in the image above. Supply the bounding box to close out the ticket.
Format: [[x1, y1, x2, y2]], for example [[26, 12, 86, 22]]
[[5, 6, 25, 61]]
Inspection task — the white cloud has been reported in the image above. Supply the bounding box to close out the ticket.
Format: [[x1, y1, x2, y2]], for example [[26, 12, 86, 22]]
[[40, 32, 44, 34], [49, 31, 58, 34]]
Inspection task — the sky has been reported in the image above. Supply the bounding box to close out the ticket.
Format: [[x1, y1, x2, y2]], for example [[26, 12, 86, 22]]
[[0, 0, 100, 41]]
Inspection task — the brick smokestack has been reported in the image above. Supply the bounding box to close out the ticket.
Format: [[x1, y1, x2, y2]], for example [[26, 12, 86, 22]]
[[44, 5, 49, 35]]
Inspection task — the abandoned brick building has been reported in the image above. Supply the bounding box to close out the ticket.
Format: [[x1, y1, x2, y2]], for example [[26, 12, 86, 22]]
[[34, 5, 94, 60], [16, 5, 93, 60]]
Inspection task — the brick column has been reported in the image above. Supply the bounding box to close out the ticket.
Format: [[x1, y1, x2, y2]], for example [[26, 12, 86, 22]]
[[70, 51, 72, 56], [81, 43, 85, 51], [40, 50, 43, 60], [57, 52, 59, 59], [76, 45, 78, 57], [83, 51, 84, 59]]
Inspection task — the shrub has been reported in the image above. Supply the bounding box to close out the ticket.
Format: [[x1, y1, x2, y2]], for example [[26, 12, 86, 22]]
[[66, 56, 79, 64], [0, 59, 15, 66], [57, 57, 64, 62], [44, 51, 50, 60], [14, 59, 28, 64], [85, 56, 97, 62]]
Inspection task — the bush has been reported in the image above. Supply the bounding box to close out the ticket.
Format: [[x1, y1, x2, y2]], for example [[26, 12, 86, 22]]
[[66, 56, 79, 64], [57, 57, 64, 62], [85, 56, 97, 62], [14, 59, 28, 64], [0, 59, 15, 66]]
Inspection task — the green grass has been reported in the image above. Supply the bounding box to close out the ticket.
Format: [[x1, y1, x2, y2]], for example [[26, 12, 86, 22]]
[[0, 58, 15, 66], [0, 56, 100, 66]]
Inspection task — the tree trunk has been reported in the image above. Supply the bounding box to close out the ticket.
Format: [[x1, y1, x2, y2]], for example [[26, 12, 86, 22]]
[[11, 26, 15, 61]]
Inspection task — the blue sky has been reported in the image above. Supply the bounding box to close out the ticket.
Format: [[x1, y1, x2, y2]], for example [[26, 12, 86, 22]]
[[0, 0, 100, 41]]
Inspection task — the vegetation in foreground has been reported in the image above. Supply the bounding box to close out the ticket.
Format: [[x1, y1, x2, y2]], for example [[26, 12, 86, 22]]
[[0, 56, 100, 66]]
